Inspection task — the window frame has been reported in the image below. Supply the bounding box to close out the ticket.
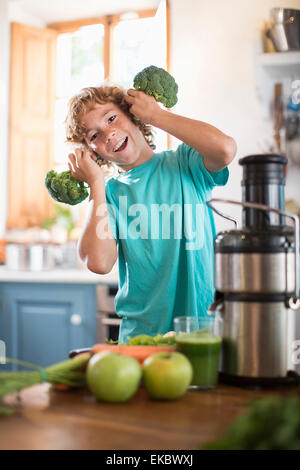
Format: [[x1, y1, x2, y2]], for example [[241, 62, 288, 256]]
[[48, 7, 169, 81]]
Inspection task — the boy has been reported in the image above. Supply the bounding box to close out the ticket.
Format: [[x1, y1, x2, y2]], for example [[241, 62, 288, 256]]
[[66, 85, 237, 343]]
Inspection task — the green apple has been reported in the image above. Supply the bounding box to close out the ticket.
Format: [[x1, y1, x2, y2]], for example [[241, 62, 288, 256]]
[[86, 351, 142, 403], [142, 352, 192, 400]]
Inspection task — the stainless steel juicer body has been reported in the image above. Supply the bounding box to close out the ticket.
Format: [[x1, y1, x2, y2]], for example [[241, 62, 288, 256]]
[[220, 300, 297, 379], [207, 154, 300, 385], [215, 252, 295, 294]]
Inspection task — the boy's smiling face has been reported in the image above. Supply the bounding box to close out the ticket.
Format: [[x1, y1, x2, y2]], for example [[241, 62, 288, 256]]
[[82, 102, 154, 171]]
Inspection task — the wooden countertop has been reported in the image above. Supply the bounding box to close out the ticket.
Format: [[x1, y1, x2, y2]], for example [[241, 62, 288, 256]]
[[1, 382, 299, 450]]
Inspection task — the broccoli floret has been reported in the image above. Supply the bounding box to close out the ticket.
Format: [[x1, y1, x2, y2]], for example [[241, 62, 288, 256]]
[[45, 169, 89, 206], [133, 65, 178, 109]]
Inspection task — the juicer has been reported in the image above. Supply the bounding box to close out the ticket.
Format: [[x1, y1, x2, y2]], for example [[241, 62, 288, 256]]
[[207, 154, 300, 385]]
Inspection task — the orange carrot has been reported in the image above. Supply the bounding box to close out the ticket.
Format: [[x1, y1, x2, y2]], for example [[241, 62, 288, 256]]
[[53, 383, 71, 391], [91, 344, 176, 364]]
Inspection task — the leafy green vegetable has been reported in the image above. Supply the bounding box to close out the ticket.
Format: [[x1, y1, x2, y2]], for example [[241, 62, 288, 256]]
[[127, 335, 156, 345], [153, 334, 176, 346], [126, 333, 176, 346], [133, 65, 178, 109], [201, 395, 300, 450], [105, 338, 119, 344], [45, 169, 89, 206], [0, 355, 90, 415]]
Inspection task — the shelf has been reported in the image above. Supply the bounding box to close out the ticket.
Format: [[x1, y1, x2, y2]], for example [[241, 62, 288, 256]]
[[260, 51, 300, 67]]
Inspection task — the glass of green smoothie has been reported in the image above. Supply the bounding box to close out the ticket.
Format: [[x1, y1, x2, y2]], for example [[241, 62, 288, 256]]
[[174, 316, 222, 390]]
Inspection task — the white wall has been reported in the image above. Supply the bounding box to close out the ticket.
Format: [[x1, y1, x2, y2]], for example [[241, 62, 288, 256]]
[[169, 0, 300, 232]]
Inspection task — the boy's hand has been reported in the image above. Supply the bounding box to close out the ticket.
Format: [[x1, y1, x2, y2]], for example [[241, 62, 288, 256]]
[[125, 89, 162, 126], [68, 148, 105, 187]]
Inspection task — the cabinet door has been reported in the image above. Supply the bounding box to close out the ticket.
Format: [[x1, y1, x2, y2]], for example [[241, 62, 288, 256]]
[[0, 286, 6, 367], [0, 282, 96, 370], [7, 23, 57, 228]]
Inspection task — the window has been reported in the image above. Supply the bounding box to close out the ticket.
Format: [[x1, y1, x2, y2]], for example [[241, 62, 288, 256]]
[[112, 10, 167, 88], [55, 24, 105, 166]]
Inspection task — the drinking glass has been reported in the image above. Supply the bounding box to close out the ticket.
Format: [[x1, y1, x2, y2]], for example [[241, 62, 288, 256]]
[[174, 315, 223, 390], [173, 316, 199, 336]]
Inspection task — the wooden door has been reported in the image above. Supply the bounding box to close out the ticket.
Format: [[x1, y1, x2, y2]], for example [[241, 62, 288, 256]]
[[7, 22, 57, 228]]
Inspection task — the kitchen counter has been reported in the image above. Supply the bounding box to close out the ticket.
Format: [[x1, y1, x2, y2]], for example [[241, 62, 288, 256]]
[[0, 265, 118, 285], [0, 382, 298, 450]]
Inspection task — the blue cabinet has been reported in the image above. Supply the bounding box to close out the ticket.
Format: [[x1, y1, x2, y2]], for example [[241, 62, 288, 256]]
[[0, 282, 97, 371]]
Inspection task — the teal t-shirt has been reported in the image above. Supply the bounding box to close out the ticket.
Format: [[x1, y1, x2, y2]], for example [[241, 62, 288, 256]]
[[105, 143, 229, 343]]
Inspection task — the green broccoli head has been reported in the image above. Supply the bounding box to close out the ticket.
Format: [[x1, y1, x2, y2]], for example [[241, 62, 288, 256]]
[[45, 169, 89, 206], [133, 65, 178, 108]]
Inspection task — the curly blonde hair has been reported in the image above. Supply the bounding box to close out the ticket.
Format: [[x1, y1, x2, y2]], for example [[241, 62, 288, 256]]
[[65, 85, 155, 179]]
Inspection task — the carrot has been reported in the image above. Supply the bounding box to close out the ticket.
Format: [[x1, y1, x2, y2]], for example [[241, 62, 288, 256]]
[[91, 344, 176, 364], [53, 383, 71, 391]]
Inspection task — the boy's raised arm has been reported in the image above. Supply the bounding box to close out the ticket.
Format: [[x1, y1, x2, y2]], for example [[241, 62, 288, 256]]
[[125, 89, 237, 172]]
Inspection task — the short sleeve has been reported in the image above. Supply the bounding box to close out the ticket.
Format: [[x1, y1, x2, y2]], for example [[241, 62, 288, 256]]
[[105, 181, 119, 244], [177, 143, 229, 195]]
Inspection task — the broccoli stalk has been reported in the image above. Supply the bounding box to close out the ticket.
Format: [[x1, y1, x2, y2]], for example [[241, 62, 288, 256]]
[[133, 65, 178, 109]]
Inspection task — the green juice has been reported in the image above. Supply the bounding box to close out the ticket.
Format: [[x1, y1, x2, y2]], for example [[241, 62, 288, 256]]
[[176, 333, 222, 389]]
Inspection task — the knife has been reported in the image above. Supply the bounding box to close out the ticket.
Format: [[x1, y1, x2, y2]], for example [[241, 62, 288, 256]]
[[69, 347, 92, 359]]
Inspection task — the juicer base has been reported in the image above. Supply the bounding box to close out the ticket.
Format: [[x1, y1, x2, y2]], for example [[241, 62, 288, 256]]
[[219, 371, 300, 389]]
